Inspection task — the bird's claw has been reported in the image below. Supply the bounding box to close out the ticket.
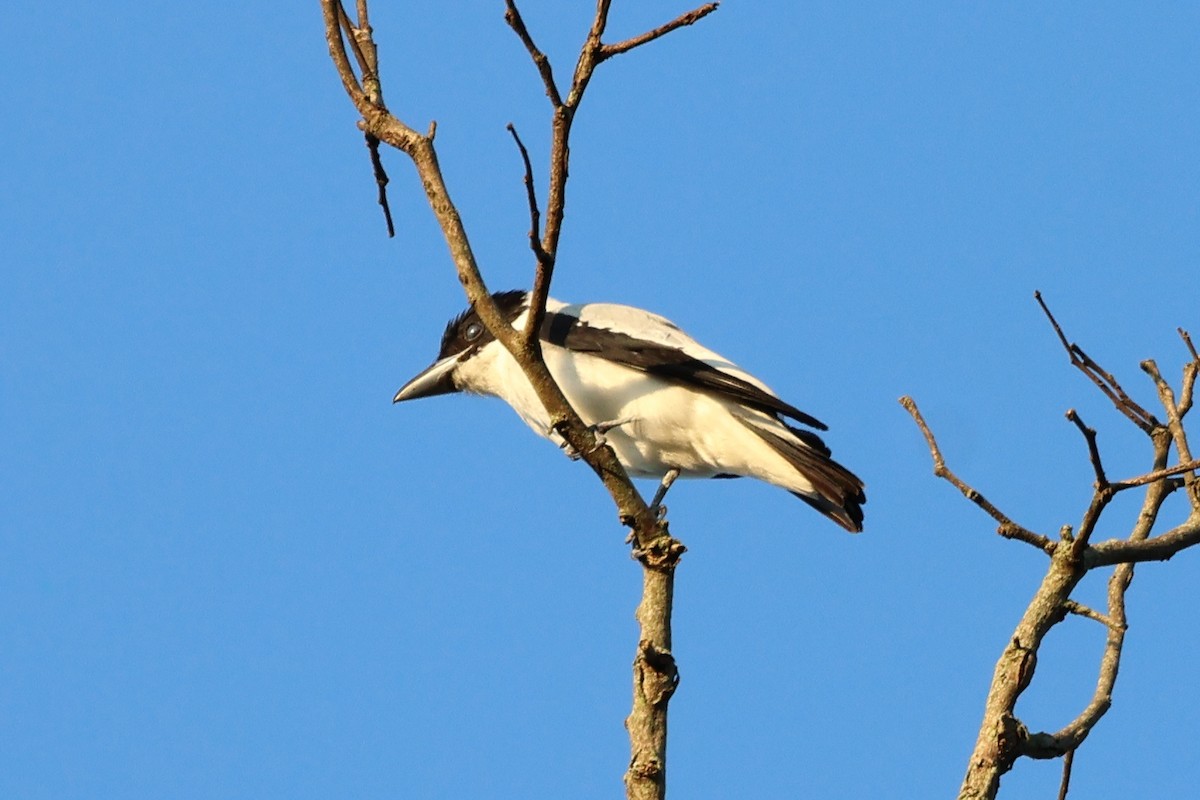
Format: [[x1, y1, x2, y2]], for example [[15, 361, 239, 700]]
[[558, 439, 583, 461], [553, 417, 635, 461]]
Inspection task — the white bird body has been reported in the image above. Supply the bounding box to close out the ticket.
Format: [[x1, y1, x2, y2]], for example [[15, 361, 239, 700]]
[[395, 291, 865, 531]]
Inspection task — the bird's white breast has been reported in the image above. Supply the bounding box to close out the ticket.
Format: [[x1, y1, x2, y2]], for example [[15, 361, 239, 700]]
[[451, 299, 803, 486]]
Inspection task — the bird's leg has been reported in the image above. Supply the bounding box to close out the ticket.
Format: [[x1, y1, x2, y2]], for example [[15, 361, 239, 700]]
[[552, 416, 638, 461], [649, 468, 681, 517]]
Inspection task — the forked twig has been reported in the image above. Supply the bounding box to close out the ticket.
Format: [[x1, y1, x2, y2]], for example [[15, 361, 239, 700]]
[[1035, 291, 1160, 432]]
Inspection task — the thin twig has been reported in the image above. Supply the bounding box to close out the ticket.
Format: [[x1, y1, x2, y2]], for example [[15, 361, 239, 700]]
[[1035, 291, 1160, 433], [1178, 328, 1200, 420], [337, 3, 370, 78], [1066, 409, 1107, 487], [900, 396, 1054, 554], [599, 3, 720, 62], [506, 123, 554, 343], [321, 1, 367, 106], [1181, 328, 1200, 362], [504, 1, 563, 106], [1143, 360, 1197, 498], [365, 133, 395, 237], [1057, 749, 1075, 800], [1110, 458, 1200, 490], [1062, 600, 1124, 632]]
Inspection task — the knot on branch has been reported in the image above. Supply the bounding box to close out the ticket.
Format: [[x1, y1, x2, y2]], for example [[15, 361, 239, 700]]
[[989, 712, 1031, 774], [635, 639, 680, 707], [1008, 638, 1038, 695], [627, 753, 664, 781], [631, 528, 687, 571]]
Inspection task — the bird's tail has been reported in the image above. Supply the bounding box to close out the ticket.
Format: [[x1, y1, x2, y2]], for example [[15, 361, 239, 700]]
[[736, 417, 866, 532]]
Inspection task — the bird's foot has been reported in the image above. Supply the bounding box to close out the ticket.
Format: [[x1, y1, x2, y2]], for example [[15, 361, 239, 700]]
[[553, 416, 637, 461]]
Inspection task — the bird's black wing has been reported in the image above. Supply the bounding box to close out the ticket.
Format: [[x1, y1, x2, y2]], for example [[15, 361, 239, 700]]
[[541, 311, 828, 431]]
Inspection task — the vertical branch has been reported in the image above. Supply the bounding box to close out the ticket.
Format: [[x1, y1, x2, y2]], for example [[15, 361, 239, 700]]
[[625, 544, 684, 800], [500, 6, 717, 800], [324, 5, 717, 800]]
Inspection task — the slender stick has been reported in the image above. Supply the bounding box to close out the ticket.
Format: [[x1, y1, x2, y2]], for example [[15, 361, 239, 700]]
[[900, 396, 1054, 554], [600, 3, 720, 62], [1056, 749, 1075, 800]]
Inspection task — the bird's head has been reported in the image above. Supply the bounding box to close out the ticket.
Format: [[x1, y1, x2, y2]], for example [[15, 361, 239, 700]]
[[393, 290, 529, 403]]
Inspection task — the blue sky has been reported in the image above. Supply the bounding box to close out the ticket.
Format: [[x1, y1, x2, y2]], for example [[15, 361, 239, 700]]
[[3, 2, 1198, 797]]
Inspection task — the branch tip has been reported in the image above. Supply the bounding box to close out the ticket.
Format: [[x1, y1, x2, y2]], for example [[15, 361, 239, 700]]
[[504, 0, 564, 106], [1180, 327, 1199, 362], [599, 2, 720, 62]]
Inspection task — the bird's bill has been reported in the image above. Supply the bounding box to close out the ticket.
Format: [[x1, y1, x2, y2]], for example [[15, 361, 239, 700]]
[[393, 356, 459, 403]]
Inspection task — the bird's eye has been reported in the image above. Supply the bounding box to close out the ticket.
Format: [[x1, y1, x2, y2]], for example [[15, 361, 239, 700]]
[[464, 321, 484, 341]]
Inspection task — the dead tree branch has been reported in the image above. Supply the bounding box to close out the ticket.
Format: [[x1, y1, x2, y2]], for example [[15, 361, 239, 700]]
[[1035, 291, 1161, 432], [320, 3, 717, 798], [899, 396, 1053, 554], [903, 295, 1199, 800], [598, 3, 720, 62]]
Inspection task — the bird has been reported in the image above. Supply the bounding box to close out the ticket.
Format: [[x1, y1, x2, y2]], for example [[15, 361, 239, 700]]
[[393, 290, 865, 531]]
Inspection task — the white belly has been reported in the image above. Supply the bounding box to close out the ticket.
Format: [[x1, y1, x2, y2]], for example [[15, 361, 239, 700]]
[[544, 349, 784, 480], [458, 340, 800, 487]]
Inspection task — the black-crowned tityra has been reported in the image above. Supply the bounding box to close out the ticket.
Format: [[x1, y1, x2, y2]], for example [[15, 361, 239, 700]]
[[394, 290, 865, 531]]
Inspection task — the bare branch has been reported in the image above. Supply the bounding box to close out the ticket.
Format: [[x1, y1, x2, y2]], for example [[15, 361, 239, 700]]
[[900, 396, 1054, 554], [1178, 328, 1200, 424], [504, 1, 563, 106], [321, 1, 367, 106], [1023, 551, 1133, 765], [336, 4, 372, 84], [1086, 513, 1200, 567], [1062, 600, 1124, 632], [599, 3, 721, 62], [364, 133, 395, 237], [1056, 749, 1075, 800], [908, 298, 1198, 798], [1066, 409, 1107, 487], [1035, 291, 1161, 433], [1143, 360, 1197, 498], [505, 123, 555, 344], [1073, 488, 1117, 551], [1181, 327, 1200, 362], [1110, 457, 1200, 491]]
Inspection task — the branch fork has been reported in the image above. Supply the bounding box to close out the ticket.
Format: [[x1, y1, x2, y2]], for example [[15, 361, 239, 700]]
[[903, 292, 1200, 799], [320, 4, 718, 798]]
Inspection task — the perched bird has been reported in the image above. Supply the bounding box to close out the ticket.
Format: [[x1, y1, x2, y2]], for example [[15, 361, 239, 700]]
[[394, 290, 865, 531]]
